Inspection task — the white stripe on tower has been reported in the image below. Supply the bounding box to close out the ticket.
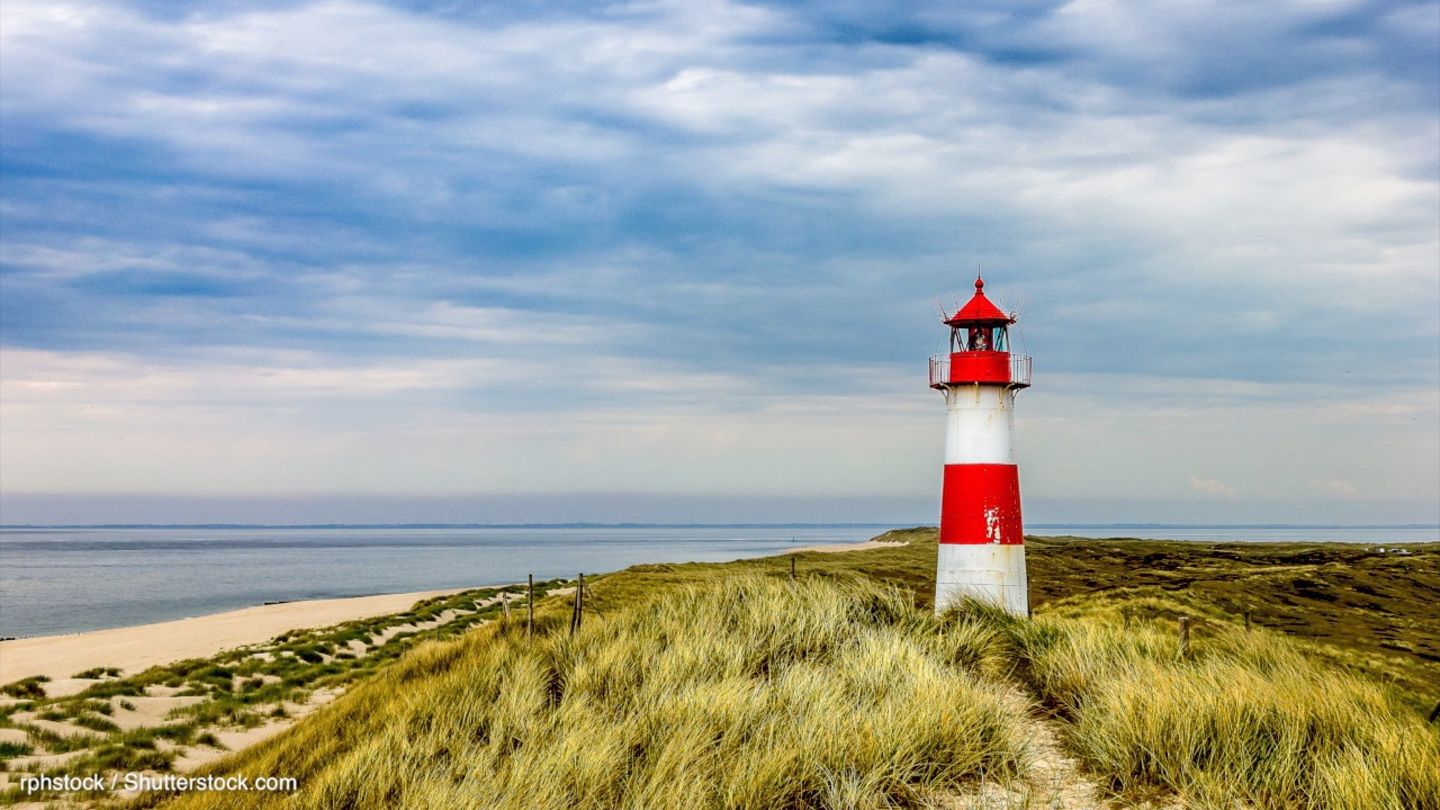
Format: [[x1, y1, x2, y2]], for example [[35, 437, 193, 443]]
[[944, 385, 1015, 465]]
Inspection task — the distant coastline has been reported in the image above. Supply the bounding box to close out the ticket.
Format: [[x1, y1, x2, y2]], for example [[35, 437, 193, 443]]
[[4, 521, 1436, 530], [4, 524, 1434, 638], [1, 522, 901, 530]]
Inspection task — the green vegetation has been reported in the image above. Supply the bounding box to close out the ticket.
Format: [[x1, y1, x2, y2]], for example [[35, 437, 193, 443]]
[[948, 598, 1440, 808], [0, 580, 567, 805], [1025, 535, 1440, 705], [142, 531, 1438, 810], [5, 531, 1437, 808], [72, 667, 123, 680], [155, 576, 1032, 810], [0, 677, 50, 700]]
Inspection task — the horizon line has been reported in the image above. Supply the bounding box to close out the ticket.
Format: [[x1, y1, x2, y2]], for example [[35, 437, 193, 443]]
[[1, 522, 1437, 531]]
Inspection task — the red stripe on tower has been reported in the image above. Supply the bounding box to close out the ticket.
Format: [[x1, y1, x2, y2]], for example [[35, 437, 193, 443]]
[[939, 464, 1023, 545], [928, 275, 1032, 617]]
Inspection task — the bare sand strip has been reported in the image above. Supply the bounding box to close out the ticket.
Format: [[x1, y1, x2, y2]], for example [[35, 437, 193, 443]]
[[785, 539, 907, 554], [0, 588, 472, 684]]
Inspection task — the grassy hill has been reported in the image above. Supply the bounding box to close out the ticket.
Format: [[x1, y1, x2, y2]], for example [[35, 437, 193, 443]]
[[136, 530, 1438, 809]]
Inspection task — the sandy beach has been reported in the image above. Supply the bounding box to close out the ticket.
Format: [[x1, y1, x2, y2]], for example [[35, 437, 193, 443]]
[[0, 588, 473, 685], [785, 539, 908, 554], [0, 538, 905, 687]]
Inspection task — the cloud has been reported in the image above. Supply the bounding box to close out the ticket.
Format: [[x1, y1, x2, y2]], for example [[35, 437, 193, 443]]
[[0, 0, 1436, 521], [1188, 476, 1241, 499]]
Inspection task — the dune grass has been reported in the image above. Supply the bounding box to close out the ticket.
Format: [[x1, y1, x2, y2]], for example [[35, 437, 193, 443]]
[[141, 534, 1440, 810], [0, 581, 570, 805], [11, 531, 1438, 809], [944, 597, 1440, 809], [154, 576, 1032, 810]]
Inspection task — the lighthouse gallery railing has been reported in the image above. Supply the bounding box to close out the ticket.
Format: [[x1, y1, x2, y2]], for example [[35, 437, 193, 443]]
[[929, 354, 1032, 388]]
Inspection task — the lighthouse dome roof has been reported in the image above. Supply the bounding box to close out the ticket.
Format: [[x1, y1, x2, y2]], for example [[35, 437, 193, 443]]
[[945, 277, 1014, 325]]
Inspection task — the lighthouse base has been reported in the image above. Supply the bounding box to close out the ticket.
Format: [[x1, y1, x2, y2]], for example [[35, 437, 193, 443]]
[[935, 543, 1029, 618]]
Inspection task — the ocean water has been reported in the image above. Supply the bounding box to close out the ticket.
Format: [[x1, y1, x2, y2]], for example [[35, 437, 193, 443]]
[[1, 524, 1434, 638], [0, 526, 882, 638]]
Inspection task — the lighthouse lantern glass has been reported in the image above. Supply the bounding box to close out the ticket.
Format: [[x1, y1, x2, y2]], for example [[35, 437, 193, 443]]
[[951, 324, 1008, 353]]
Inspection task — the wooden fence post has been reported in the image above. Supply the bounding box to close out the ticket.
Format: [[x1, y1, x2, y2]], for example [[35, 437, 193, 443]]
[[527, 574, 535, 639], [1428, 701, 1440, 724], [1122, 608, 1131, 629], [571, 573, 585, 635], [1244, 611, 1252, 632], [790, 556, 796, 581], [1178, 616, 1191, 658], [501, 592, 510, 625]]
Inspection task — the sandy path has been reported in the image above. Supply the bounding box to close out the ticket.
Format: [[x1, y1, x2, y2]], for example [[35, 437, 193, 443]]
[[936, 693, 1110, 809], [0, 588, 473, 684], [937, 683, 1181, 810]]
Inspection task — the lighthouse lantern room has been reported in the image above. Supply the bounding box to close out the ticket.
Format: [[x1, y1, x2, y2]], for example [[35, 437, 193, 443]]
[[929, 276, 1032, 617]]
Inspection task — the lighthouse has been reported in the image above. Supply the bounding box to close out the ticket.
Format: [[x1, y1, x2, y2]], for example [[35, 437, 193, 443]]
[[930, 276, 1032, 617]]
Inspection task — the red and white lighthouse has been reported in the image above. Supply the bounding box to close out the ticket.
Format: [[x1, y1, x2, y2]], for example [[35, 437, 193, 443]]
[[930, 276, 1032, 617]]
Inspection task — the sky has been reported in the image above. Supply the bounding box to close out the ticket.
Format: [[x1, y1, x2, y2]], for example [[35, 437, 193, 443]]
[[1, 0, 1437, 525]]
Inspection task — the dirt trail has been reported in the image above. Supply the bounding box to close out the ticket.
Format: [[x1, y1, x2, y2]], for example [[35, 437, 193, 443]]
[[1019, 713, 1112, 808], [939, 685, 1178, 810]]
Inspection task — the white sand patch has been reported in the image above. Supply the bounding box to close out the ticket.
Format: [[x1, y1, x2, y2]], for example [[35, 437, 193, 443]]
[[229, 673, 282, 692], [172, 687, 345, 773], [0, 728, 30, 745], [4, 748, 89, 772], [367, 608, 471, 647], [108, 695, 206, 731], [34, 678, 100, 699], [171, 722, 288, 773], [17, 718, 101, 740]]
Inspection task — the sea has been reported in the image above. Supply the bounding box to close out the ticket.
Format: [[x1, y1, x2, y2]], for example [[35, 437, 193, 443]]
[[1, 524, 1435, 638]]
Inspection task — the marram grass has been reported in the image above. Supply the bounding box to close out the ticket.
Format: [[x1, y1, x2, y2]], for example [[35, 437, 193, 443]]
[[155, 576, 1031, 809], [953, 600, 1440, 810], [144, 549, 1440, 810]]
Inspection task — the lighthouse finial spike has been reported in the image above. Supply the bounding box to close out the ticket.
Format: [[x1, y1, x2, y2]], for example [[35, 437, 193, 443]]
[[975, 260, 984, 291]]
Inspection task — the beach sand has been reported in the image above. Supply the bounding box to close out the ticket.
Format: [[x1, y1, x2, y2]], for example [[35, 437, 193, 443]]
[[0, 588, 472, 684], [785, 539, 908, 554]]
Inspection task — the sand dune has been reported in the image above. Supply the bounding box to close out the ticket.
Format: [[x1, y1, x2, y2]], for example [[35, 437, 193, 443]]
[[0, 588, 471, 685], [784, 539, 907, 554]]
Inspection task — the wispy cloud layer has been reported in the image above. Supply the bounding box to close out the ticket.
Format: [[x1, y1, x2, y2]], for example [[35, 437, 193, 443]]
[[1, 0, 1436, 522]]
